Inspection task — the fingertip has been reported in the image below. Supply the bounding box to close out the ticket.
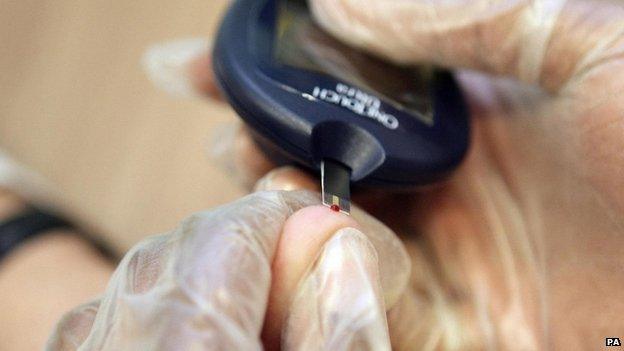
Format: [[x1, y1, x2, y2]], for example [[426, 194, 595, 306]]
[[283, 227, 392, 351], [274, 206, 361, 286], [263, 205, 360, 348], [142, 37, 228, 101], [187, 51, 224, 100], [46, 299, 101, 350], [280, 205, 361, 247]]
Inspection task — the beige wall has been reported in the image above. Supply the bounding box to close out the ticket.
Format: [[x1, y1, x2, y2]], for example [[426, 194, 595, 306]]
[[0, 0, 244, 252]]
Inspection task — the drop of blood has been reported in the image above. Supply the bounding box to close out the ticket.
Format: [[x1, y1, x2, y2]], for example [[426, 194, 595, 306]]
[[330, 204, 340, 212]]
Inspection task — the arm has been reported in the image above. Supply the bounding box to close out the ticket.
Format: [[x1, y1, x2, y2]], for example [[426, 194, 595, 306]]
[[0, 192, 113, 351]]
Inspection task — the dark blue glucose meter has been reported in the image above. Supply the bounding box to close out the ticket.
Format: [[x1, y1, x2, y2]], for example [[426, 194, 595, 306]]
[[213, 0, 470, 213]]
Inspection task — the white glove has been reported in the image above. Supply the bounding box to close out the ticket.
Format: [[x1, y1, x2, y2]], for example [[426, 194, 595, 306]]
[[46, 190, 410, 350]]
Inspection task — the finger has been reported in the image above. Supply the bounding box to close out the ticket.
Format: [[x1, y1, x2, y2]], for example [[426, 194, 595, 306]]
[[254, 166, 318, 192], [142, 38, 222, 99], [75, 191, 319, 350], [311, 0, 624, 91], [255, 170, 417, 236], [187, 46, 223, 100], [263, 205, 361, 348], [263, 204, 411, 349], [253, 167, 423, 237], [45, 299, 101, 351], [283, 228, 391, 351]]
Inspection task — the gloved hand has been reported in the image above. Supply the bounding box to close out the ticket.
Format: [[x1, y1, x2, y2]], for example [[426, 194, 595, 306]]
[[143, 0, 624, 349], [46, 190, 411, 351]]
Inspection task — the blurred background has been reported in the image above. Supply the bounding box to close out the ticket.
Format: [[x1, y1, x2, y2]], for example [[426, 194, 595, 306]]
[[0, 0, 242, 253]]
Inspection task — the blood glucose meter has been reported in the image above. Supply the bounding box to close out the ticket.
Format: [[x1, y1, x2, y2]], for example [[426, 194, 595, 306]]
[[213, 0, 470, 212]]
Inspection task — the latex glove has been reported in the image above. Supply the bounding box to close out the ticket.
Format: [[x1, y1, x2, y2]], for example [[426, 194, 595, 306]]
[[144, 0, 624, 349], [46, 190, 411, 350]]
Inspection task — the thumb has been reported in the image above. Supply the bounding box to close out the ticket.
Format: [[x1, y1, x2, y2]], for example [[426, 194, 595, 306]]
[[310, 0, 624, 91], [283, 228, 391, 351]]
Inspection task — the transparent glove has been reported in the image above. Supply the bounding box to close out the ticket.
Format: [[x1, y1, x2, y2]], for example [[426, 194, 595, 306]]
[[46, 190, 410, 351], [143, 0, 624, 348]]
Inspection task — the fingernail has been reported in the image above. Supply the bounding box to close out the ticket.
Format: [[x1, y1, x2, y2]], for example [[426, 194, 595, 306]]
[[284, 228, 391, 350], [142, 38, 210, 98]]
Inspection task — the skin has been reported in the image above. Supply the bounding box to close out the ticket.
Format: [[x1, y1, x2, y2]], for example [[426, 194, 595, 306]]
[[187, 0, 624, 344], [229, 72, 624, 348], [262, 205, 360, 349], [0, 192, 113, 350], [5, 1, 624, 346]]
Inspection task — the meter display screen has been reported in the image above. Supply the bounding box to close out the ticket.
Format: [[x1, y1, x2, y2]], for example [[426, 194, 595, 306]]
[[273, 0, 434, 123]]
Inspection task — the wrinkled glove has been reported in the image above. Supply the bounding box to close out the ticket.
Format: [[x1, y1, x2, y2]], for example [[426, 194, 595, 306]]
[[46, 190, 410, 351]]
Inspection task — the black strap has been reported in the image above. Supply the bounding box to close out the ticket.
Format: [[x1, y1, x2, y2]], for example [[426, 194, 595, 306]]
[[0, 206, 119, 264], [0, 208, 73, 262], [0, 207, 120, 266]]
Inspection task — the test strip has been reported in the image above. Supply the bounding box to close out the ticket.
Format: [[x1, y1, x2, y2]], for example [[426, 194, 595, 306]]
[[321, 159, 351, 214]]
